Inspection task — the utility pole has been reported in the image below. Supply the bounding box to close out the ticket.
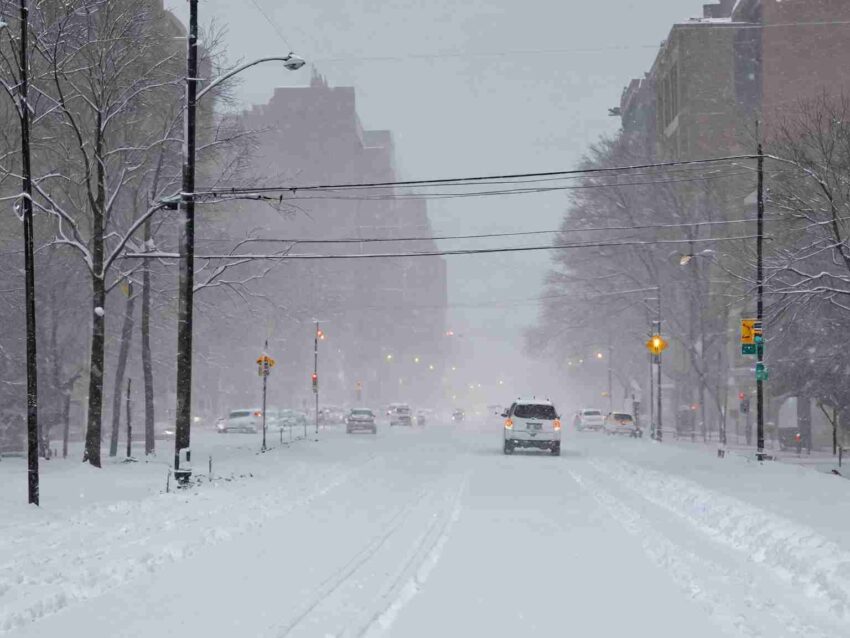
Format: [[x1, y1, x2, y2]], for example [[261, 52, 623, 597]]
[[756, 127, 766, 461], [174, 0, 199, 483], [19, 0, 39, 506], [314, 322, 320, 438], [126, 379, 132, 459]]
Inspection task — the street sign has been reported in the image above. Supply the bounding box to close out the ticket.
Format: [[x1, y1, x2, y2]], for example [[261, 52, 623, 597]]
[[741, 343, 756, 355], [646, 335, 668, 356], [741, 319, 756, 344]]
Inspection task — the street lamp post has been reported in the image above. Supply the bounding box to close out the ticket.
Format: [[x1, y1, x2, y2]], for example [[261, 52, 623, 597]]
[[172, 0, 305, 482]]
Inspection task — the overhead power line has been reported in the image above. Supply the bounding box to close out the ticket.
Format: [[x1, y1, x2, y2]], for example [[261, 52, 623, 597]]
[[196, 154, 761, 196], [126, 234, 757, 262], [196, 216, 769, 247]]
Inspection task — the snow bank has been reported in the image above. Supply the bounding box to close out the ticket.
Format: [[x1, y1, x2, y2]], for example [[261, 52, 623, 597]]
[[592, 456, 850, 621]]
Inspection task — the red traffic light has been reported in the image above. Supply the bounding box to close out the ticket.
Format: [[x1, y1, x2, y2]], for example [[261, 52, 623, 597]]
[[311, 373, 318, 383], [738, 391, 745, 401]]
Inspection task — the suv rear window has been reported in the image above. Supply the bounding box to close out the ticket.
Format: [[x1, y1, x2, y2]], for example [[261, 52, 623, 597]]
[[612, 413, 633, 422], [229, 410, 251, 418], [514, 404, 557, 419], [583, 410, 601, 416], [352, 409, 373, 416]]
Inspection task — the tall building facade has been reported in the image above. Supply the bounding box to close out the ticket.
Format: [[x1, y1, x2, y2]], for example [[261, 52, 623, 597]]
[[203, 73, 448, 411]]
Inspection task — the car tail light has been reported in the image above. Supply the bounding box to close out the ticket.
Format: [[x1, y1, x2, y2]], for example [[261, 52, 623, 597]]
[[504, 418, 513, 429], [553, 419, 561, 431], [253, 411, 262, 417]]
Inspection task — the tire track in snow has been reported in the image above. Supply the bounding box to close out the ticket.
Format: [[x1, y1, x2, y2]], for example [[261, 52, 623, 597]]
[[355, 472, 468, 638], [275, 487, 433, 637], [568, 467, 834, 638]]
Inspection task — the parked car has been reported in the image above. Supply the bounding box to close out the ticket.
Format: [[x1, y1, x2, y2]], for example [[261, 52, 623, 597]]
[[503, 399, 561, 456], [389, 403, 412, 426], [217, 409, 261, 434], [574, 408, 604, 431], [603, 412, 642, 437], [346, 408, 377, 434], [778, 427, 803, 451]]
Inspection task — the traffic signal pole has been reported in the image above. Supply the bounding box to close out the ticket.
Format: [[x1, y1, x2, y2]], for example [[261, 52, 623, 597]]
[[314, 322, 319, 438], [261, 340, 268, 452], [756, 134, 766, 461]]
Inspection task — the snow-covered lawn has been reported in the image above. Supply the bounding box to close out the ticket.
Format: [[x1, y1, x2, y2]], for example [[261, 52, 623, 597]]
[[1, 423, 848, 637]]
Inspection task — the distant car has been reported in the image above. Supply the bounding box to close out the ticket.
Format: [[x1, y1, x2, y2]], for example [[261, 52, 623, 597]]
[[151, 421, 176, 440], [270, 409, 307, 431], [451, 409, 465, 422], [217, 409, 261, 434], [389, 404, 412, 426], [415, 409, 429, 426], [574, 408, 604, 431], [346, 408, 377, 434], [503, 399, 561, 456], [603, 412, 641, 437]]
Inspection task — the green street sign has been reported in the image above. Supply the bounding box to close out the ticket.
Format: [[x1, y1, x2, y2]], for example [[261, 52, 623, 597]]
[[742, 344, 756, 355]]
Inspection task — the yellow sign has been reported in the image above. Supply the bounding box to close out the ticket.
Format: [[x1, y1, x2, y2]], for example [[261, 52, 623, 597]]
[[256, 354, 276, 367], [741, 319, 756, 345], [646, 335, 668, 356]]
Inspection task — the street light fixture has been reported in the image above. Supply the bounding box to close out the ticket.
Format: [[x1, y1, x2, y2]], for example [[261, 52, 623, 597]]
[[172, 0, 307, 484]]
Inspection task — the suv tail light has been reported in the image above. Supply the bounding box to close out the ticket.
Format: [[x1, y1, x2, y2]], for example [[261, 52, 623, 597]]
[[553, 419, 561, 431], [504, 418, 513, 429], [253, 411, 262, 417]]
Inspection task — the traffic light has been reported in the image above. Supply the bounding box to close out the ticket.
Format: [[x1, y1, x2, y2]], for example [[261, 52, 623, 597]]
[[740, 397, 750, 414], [738, 391, 745, 401], [316, 328, 325, 341], [311, 372, 318, 393], [651, 336, 662, 350]]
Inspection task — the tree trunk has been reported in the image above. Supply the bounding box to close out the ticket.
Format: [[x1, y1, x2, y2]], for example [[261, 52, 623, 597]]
[[141, 220, 155, 455], [62, 391, 71, 459], [83, 275, 106, 467], [109, 282, 136, 456], [83, 113, 106, 468], [45, 289, 62, 459]]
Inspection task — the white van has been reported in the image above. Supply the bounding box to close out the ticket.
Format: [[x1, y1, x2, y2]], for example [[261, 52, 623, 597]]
[[503, 399, 562, 456]]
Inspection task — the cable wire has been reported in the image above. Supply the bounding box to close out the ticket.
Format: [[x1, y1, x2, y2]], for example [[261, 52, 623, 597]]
[[196, 154, 761, 196]]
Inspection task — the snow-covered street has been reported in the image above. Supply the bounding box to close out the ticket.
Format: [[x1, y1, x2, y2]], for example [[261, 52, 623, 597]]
[[3, 421, 849, 637]]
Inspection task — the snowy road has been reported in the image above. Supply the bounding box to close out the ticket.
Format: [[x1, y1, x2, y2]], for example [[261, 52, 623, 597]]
[[3, 421, 849, 637]]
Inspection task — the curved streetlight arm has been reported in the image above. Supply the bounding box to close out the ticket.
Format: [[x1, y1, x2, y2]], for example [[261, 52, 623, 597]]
[[197, 55, 299, 102]]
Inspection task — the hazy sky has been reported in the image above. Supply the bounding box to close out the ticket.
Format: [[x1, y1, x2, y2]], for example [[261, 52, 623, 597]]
[[165, 0, 704, 398]]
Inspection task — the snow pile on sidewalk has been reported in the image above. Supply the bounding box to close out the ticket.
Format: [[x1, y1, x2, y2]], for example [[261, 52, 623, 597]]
[[0, 447, 352, 633]]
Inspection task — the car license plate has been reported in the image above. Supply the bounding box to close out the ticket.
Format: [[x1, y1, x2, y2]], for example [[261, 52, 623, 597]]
[[529, 423, 542, 431]]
